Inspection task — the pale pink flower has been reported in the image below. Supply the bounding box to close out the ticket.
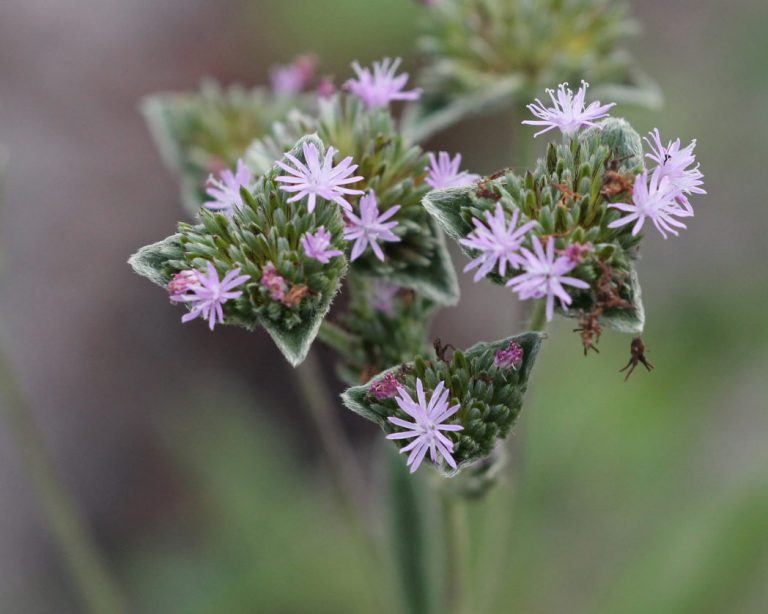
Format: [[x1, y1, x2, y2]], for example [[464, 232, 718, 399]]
[[269, 54, 317, 95], [343, 191, 401, 262], [173, 263, 249, 330], [523, 81, 615, 137], [644, 128, 705, 214], [345, 58, 421, 109], [203, 159, 253, 217], [301, 226, 343, 264], [425, 152, 480, 190]]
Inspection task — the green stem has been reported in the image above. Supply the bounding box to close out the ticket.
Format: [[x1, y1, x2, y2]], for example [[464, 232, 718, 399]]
[[0, 338, 128, 614], [528, 299, 548, 332], [441, 490, 471, 614], [317, 320, 357, 358]]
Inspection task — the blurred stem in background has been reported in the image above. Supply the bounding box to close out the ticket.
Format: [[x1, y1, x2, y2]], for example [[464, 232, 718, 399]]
[[0, 334, 128, 614], [441, 490, 471, 614]]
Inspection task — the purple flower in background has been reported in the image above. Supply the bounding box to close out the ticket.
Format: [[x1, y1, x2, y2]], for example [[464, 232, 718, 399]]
[[276, 142, 364, 213], [386, 379, 463, 473], [203, 159, 253, 216], [260, 262, 287, 302], [506, 236, 590, 322], [345, 58, 421, 109], [269, 54, 317, 95], [167, 270, 201, 302], [301, 226, 344, 264], [523, 81, 615, 137], [494, 341, 524, 370], [645, 129, 705, 214], [173, 263, 249, 331], [608, 169, 691, 239], [316, 76, 336, 98], [343, 191, 401, 262], [459, 202, 537, 281], [370, 372, 400, 400], [425, 152, 480, 190], [369, 280, 401, 315]]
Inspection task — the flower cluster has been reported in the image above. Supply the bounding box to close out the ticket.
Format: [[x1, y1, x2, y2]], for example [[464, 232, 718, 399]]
[[344, 58, 421, 109], [494, 341, 524, 370]]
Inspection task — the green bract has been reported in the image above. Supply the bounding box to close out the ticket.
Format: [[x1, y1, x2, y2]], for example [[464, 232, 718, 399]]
[[129, 135, 347, 366], [342, 332, 544, 475], [142, 79, 312, 215], [246, 95, 460, 306], [406, 0, 661, 141], [424, 117, 646, 334]]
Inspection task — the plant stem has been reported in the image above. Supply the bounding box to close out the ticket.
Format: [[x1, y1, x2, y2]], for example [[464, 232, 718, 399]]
[[441, 490, 471, 614], [0, 339, 128, 614], [317, 320, 357, 358], [528, 299, 548, 332]]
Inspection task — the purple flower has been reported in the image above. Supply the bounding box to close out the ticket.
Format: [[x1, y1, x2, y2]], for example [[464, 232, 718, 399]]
[[260, 262, 287, 302], [645, 129, 705, 214], [301, 226, 344, 264], [425, 152, 480, 190], [506, 236, 590, 322], [173, 263, 250, 330], [167, 270, 201, 302], [203, 159, 253, 217], [275, 142, 364, 213], [523, 81, 615, 138], [344, 58, 421, 109], [370, 372, 400, 399], [269, 54, 317, 95], [386, 379, 463, 473], [343, 191, 401, 262], [494, 341, 524, 370], [369, 280, 401, 315], [608, 169, 692, 239], [316, 76, 336, 99], [459, 202, 537, 281]]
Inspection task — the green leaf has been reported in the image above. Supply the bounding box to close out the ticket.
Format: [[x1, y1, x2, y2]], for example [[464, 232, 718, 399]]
[[341, 332, 545, 475], [127, 234, 184, 287]]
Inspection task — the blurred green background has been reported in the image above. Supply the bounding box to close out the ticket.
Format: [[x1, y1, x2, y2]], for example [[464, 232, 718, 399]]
[[0, 0, 766, 612]]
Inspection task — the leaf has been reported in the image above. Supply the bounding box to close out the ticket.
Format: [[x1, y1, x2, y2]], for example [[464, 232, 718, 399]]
[[341, 332, 545, 474], [128, 234, 184, 287]]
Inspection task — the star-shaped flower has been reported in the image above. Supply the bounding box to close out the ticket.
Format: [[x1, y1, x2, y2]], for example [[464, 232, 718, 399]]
[[459, 202, 537, 281], [644, 128, 705, 214], [345, 58, 421, 109], [523, 81, 615, 137], [301, 226, 344, 264], [343, 191, 401, 262], [425, 151, 480, 190], [386, 378, 463, 473], [203, 159, 253, 217], [275, 142, 364, 213], [506, 236, 590, 321], [608, 169, 691, 239], [171, 263, 250, 330]]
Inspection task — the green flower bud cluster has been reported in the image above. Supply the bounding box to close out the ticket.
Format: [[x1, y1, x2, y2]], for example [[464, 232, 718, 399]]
[[129, 136, 347, 365], [424, 117, 647, 333], [342, 333, 544, 474], [247, 95, 459, 305], [407, 0, 660, 141], [142, 80, 312, 215]]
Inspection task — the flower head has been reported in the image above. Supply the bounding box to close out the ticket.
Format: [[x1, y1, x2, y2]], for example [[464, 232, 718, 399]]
[[316, 76, 336, 98], [608, 169, 691, 239], [644, 129, 705, 214], [203, 159, 253, 217], [276, 142, 364, 213], [369, 280, 401, 315], [260, 262, 287, 302], [561, 242, 593, 266], [506, 236, 590, 322], [386, 379, 463, 473], [269, 54, 317, 95], [343, 191, 401, 262], [344, 58, 421, 109], [167, 270, 201, 302], [370, 372, 400, 400], [459, 202, 537, 281], [301, 226, 344, 264], [494, 341, 524, 370], [425, 152, 480, 190], [523, 81, 615, 137], [173, 263, 249, 330]]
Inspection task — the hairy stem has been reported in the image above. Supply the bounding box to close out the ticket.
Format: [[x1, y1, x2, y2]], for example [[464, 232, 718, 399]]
[[317, 320, 358, 358], [441, 490, 471, 614], [0, 339, 128, 614]]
